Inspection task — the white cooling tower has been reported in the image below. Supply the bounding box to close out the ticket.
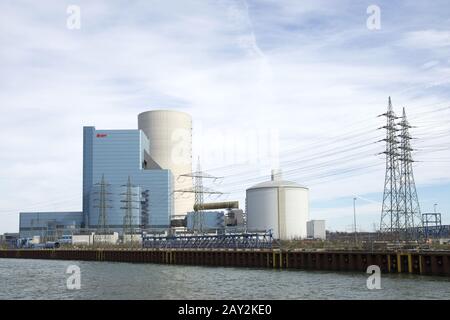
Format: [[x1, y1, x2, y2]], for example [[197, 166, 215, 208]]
[[138, 110, 193, 217]]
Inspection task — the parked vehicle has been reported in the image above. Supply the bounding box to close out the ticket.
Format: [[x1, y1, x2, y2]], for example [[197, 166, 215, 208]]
[[16, 238, 33, 248], [16, 239, 60, 249], [43, 241, 60, 249]]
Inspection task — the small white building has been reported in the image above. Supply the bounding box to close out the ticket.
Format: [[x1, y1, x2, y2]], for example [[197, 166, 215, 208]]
[[72, 233, 95, 246], [307, 220, 326, 240], [31, 236, 41, 244], [94, 232, 119, 245], [72, 232, 120, 245], [123, 234, 142, 244]]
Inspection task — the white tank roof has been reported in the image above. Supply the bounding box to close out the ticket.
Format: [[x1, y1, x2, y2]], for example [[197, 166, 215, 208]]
[[248, 180, 307, 190], [247, 169, 308, 190]]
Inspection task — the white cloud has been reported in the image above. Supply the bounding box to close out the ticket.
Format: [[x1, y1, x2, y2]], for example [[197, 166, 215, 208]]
[[422, 60, 440, 69], [400, 30, 450, 49]]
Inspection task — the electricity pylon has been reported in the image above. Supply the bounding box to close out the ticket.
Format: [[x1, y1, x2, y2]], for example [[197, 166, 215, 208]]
[[379, 97, 402, 239], [121, 176, 139, 243], [379, 98, 422, 241], [397, 108, 422, 239], [93, 174, 112, 235], [174, 157, 223, 233]]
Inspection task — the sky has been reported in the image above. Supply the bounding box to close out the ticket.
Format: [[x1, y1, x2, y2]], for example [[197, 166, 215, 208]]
[[0, 0, 449, 233]]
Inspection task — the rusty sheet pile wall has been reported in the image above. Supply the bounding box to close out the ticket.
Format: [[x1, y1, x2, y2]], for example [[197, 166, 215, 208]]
[[1, 249, 449, 276]]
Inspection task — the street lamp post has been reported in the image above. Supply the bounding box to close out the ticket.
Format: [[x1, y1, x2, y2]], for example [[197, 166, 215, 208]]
[[353, 197, 357, 244]]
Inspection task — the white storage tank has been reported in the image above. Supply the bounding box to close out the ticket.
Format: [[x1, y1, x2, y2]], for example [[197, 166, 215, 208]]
[[246, 170, 309, 240], [138, 110, 194, 217]]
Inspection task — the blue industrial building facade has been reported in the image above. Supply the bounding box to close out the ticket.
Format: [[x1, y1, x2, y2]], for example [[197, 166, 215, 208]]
[[19, 126, 173, 238], [186, 211, 225, 230], [19, 211, 84, 238], [83, 127, 173, 230]]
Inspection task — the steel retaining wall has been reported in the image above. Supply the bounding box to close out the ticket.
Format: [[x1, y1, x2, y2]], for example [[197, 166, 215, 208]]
[[1, 249, 449, 276]]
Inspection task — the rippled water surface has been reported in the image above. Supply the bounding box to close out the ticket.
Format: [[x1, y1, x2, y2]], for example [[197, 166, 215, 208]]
[[0, 258, 449, 299]]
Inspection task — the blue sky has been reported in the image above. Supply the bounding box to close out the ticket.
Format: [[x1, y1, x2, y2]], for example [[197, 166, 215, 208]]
[[0, 0, 449, 233]]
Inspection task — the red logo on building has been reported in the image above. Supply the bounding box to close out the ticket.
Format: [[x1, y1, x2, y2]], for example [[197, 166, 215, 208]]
[[96, 134, 107, 138]]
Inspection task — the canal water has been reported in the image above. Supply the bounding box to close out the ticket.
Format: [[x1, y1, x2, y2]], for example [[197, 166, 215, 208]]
[[0, 258, 449, 299]]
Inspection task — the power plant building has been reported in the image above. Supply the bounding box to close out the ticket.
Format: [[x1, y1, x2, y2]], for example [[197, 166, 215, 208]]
[[186, 211, 225, 231], [83, 127, 173, 230], [19, 110, 190, 238], [18, 110, 312, 242], [19, 211, 83, 239]]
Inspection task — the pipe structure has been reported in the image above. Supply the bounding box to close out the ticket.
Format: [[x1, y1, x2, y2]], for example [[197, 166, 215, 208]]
[[193, 201, 239, 211]]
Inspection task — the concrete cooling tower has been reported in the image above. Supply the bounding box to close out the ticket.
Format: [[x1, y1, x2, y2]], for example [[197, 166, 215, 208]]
[[138, 110, 194, 217]]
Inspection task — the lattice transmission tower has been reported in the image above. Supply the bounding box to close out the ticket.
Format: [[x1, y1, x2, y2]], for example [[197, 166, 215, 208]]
[[397, 107, 422, 237], [379, 97, 401, 238], [93, 174, 112, 235], [174, 157, 223, 233], [379, 98, 422, 240], [121, 176, 140, 243]]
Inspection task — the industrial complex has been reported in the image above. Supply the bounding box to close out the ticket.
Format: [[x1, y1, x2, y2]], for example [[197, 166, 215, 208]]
[[15, 109, 317, 247], [1, 100, 450, 279], [2, 98, 448, 251]]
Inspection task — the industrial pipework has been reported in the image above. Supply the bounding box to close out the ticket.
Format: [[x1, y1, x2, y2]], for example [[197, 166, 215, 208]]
[[193, 201, 239, 211]]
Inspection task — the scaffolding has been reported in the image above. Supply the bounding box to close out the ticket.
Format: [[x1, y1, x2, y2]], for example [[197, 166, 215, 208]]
[[423, 212, 443, 239], [140, 190, 150, 229], [142, 231, 274, 249]]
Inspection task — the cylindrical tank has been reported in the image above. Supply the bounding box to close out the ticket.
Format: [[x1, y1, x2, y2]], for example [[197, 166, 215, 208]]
[[246, 170, 309, 240], [193, 201, 239, 211], [138, 110, 193, 217]]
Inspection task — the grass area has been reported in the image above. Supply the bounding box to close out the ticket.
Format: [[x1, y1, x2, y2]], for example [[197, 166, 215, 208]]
[[278, 239, 450, 252], [279, 240, 364, 251]]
